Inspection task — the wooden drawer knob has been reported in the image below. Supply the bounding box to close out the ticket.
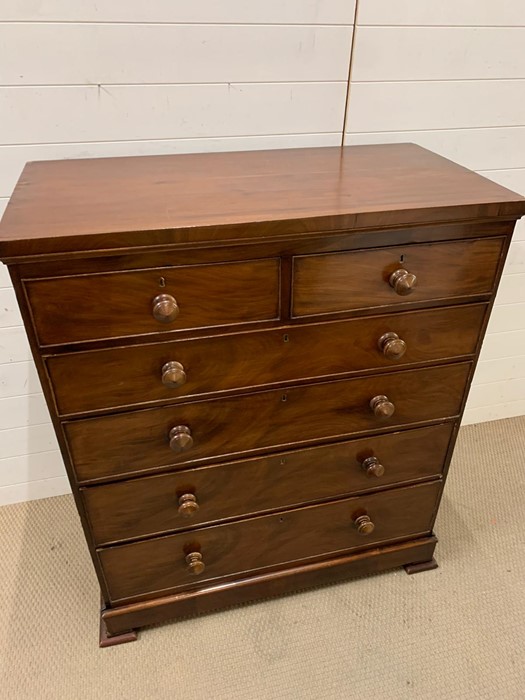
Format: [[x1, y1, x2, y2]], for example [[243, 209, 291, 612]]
[[378, 332, 407, 360], [178, 493, 199, 517], [186, 551, 205, 575], [353, 514, 375, 536], [389, 268, 417, 296], [361, 456, 385, 478], [162, 361, 187, 388], [152, 293, 179, 323], [370, 395, 395, 419], [169, 425, 193, 453]]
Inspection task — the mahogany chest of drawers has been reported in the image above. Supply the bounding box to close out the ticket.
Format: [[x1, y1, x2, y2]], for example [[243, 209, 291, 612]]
[[1, 144, 524, 646]]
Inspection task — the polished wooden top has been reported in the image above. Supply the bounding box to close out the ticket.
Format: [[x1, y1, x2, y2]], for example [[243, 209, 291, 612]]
[[0, 144, 524, 258]]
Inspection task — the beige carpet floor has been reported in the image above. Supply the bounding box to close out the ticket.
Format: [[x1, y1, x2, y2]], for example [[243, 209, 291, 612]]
[[1, 416, 524, 699]]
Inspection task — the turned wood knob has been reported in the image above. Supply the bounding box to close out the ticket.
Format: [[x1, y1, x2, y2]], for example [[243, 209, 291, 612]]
[[152, 293, 179, 323], [354, 514, 375, 536], [162, 361, 187, 388], [169, 425, 193, 453], [378, 332, 407, 361], [389, 268, 417, 296], [185, 551, 205, 575], [361, 456, 385, 478], [370, 395, 395, 419], [178, 493, 199, 517]]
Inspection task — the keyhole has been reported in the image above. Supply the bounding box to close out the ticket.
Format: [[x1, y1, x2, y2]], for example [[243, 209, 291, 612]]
[[159, 276, 166, 287], [400, 255, 404, 263], [283, 334, 290, 343], [281, 394, 288, 402]]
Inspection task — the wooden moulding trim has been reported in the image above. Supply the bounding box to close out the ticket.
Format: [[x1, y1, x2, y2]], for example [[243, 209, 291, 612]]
[[101, 535, 437, 636], [0, 212, 520, 264]]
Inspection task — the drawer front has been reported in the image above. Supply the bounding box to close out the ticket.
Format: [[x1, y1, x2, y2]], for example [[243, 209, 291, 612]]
[[48, 304, 485, 416], [292, 237, 503, 317], [66, 363, 470, 482], [26, 258, 280, 346], [99, 480, 441, 602], [83, 423, 453, 546]]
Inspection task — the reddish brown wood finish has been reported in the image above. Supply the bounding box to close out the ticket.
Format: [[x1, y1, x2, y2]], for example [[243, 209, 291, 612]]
[[25, 258, 280, 346], [65, 363, 470, 482], [1, 145, 524, 258], [0, 145, 522, 644], [292, 237, 503, 317], [82, 423, 453, 545], [46, 304, 485, 416], [101, 535, 438, 636], [404, 558, 439, 574], [99, 481, 441, 603]]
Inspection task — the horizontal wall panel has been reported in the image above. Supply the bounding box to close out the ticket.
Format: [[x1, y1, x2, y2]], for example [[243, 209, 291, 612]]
[[0, 475, 70, 506], [0, 450, 64, 488], [0, 288, 22, 327], [467, 377, 525, 409], [0, 327, 31, 364], [494, 274, 525, 305], [346, 80, 525, 133], [0, 83, 347, 145], [352, 27, 525, 82], [473, 356, 525, 385], [512, 219, 525, 241], [357, 1, 525, 27], [0, 133, 341, 198], [0, 262, 10, 287], [462, 400, 525, 426], [344, 127, 525, 171], [0, 423, 59, 460], [479, 168, 525, 195], [503, 240, 525, 275], [0, 25, 352, 85], [479, 329, 525, 360], [487, 304, 525, 333], [0, 360, 40, 399], [0, 1, 355, 24], [0, 393, 51, 430]]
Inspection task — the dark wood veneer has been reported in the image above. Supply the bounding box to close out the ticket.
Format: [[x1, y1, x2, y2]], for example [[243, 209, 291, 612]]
[[1, 144, 523, 645], [99, 481, 441, 604], [82, 423, 453, 546], [47, 304, 485, 416], [292, 237, 503, 317], [25, 258, 280, 346], [65, 363, 470, 483]]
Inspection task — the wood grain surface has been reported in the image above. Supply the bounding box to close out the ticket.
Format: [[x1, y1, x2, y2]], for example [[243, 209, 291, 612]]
[[1, 144, 524, 258], [47, 304, 485, 416], [65, 363, 470, 482], [99, 481, 441, 602], [292, 237, 503, 316], [82, 423, 452, 546], [25, 258, 280, 346]]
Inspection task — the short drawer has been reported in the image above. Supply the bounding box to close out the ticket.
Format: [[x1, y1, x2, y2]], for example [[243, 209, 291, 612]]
[[25, 258, 280, 346], [83, 423, 452, 546], [48, 304, 485, 416], [292, 237, 503, 317], [98, 480, 441, 603], [65, 362, 470, 482]]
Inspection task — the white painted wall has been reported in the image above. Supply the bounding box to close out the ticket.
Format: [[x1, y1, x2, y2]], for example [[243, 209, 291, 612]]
[[0, 2, 354, 505], [0, 0, 524, 504], [345, 1, 525, 427]]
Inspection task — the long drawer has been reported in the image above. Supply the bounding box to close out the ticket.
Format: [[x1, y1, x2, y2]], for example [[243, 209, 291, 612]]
[[99, 480, 441, 603], [66, 363, 470, 482], [292, 237, 503, 317], [25, 258, 280, 346], [48, 304, 485, 416], [82, 423, 453, 545]]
